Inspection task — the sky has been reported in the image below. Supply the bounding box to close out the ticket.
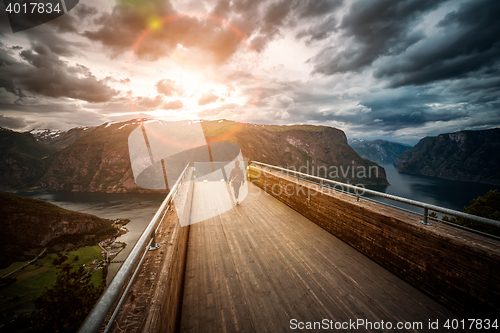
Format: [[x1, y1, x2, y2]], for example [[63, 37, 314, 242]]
[[0, 0, 499, 144]]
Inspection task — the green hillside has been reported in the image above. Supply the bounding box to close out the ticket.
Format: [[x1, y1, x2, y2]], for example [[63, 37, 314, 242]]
[[0, 192, 115, 268]]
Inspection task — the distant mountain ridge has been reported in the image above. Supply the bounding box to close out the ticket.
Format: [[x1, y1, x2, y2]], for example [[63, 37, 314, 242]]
[[394, 128, 500, 185], [29, 129, 64, 143], [349, 139, 412, 164], [0, 120, 389, 192], [0, 127, 57, 190], [29, 126, 94, 149]]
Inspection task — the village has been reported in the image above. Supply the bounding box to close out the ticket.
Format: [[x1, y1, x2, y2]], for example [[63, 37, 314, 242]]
[[82, 218, 129, 278]]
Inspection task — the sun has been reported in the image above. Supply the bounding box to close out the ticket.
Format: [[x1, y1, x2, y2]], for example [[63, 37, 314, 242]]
[[177, 70, 209, 97]]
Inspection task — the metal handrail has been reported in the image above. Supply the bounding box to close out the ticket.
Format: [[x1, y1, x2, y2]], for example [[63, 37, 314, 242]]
[[78, 163, 191, 333], [249, 161, 500, 229]]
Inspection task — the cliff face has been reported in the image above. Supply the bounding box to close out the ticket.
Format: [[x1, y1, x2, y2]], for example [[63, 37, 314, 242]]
[[39, 120, 151, 193], [393, 128, 500, 185], [2, 119, 389, 192], [0, 128, 57, 191], [0, 192, 115, 267], [393, 137, 436, 167], [202, 121, 389, 185], [349, 139, 412, 164]]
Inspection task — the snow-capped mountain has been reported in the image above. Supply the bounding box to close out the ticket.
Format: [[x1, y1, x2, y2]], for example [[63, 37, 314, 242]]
[[347, 138, 366, 145], [28, 129, 64, 144]]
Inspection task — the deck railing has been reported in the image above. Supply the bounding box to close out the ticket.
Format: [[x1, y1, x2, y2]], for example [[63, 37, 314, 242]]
[[78, 163, 191, 333], [249, 161, 500, 231]]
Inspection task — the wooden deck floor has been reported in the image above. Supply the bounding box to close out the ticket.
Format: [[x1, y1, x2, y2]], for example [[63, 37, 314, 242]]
[[180, 182, 461, 332]]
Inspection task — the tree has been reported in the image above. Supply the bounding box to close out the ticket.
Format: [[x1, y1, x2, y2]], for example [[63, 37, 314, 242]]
[[1, 263, 103, 333], [442, 190, 500, 236]]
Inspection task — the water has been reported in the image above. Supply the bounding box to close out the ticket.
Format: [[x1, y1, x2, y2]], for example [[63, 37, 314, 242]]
[[11, 165, 500, 282], [363, 163, 500, 215], [12, 190, 166, 283]]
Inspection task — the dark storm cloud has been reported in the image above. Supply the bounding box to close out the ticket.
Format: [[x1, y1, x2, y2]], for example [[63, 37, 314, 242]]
[[84, 1, 241, 63], [247, 0, 343, 51], [0, 115, 27, 129], [262, 1, 293, 35], [302, 84, 500, 135], [298, 0, 343, 18], [0, 1, 82, 55], [295, 16, 337, 42], [156, 79, 183, 96], [0, 44, 118, 103], [445, 76, 500, 105], [43, 4, 98, 34], [74, 4, 98, 19], [0, 44, 25, 97], [85, 0, 345, 62], [374, 0, 500, 87], [311, 0, 447, 75]]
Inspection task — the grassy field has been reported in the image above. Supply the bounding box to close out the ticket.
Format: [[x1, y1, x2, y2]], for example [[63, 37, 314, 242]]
[[0, 261, 30, 277], [0, 246, 104, 315]]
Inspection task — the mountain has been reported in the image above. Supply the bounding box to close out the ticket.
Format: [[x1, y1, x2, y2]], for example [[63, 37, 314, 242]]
[[394, 128, 500, 185], [2, 119, 389, 192], [38, 120, 149, 193], [0, 127, 57, 191], [349, 139, 412, 164], [347, 138, 366, 145], [0, 192, 115, 268], [29, 126, 94, 149], [201, 120, 389, 185], [29, 129, 64, 143]]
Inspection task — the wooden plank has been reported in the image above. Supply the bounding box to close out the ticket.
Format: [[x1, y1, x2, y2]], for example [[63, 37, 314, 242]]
[[180, 182, 255, 333], [180, 183, 464, 332]]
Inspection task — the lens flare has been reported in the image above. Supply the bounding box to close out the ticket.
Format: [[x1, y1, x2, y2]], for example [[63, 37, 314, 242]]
[[126, 11, 261, 143]]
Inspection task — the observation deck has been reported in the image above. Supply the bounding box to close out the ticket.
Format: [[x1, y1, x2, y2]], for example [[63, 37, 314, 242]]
[[79, 162, 500, 333]]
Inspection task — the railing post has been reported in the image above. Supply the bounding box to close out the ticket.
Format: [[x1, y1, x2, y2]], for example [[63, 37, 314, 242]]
[[420, 207, 432, 226], [320, 179, 323, 190], [356, 189, 360, 202], [148, 231, 161, 250]]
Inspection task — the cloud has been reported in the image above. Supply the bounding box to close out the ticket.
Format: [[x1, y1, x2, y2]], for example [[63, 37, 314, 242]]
[[268, 94, 294, 109], [156, 79, 183, 96], [84, 1, 242, 63], [0, 115, 27, 129], [198, 92, 219, 105], [374, 0, 500, 87], [296, 15, 337, 42], [163, 100, 184, 110], [295, 0, 344, 18], [74, 4, 99, 19], [136, 95, 164, 109], [0, 44, 119, 103], [84, 0, 346, 63], [311, 0, 447, 75], [0, 1, 83, 56]]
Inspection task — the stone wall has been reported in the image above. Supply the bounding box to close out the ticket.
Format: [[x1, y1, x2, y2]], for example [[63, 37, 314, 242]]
[[249, 166, 500, 317]]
